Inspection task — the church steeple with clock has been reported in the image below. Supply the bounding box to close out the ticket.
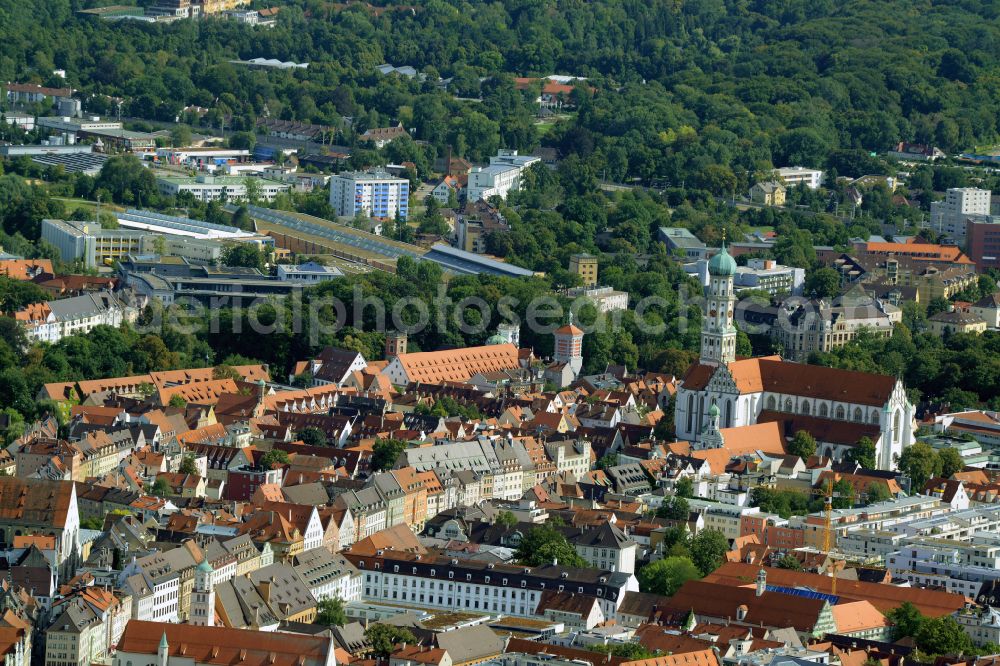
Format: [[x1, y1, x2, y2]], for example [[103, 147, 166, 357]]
[[700, 238, 738, 366]]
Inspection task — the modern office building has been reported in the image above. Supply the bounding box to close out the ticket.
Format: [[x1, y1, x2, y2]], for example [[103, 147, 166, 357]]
[[118, 256, 305, 305], [36, 116, 157, 151], [42, 213, 270, 268], [329, 170, 410, 220], [42, 219, 146, 268]]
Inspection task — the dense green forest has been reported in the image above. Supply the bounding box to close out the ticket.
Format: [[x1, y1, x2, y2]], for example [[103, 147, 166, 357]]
[[4, 0, 1000, 183]]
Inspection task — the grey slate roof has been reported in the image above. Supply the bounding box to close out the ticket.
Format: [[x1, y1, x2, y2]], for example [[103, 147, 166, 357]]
[[47, 290, 122, 320]]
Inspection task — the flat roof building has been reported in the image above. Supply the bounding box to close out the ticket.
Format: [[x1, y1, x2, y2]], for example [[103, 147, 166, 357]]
[[775, 166, 823, 190], [658, 227, 708, 259], [157, 174, 291, 202], [329, 170, 410, 220]]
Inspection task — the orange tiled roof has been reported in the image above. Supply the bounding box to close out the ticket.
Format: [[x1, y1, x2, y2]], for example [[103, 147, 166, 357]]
[[13, 534, 56, 550], [831, 601, 889, 633], [13, 302, 51, 323], [864, 242, 973, 264], [393, 344, 521, 384], [158, 378, 238, 406], [0, 258, 53, 280], [177, 423, 228, 446]]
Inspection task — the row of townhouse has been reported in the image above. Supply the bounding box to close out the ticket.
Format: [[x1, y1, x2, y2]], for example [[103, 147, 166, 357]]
[[331, 463, 488, 545]]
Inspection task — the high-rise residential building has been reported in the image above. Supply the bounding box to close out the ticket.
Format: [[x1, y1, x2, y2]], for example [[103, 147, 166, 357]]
[[329, 170, 409, 220], [930, 187, 991, 244]]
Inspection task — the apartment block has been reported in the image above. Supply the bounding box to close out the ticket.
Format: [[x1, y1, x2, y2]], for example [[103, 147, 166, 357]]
[[329, 170, 409, 220], [930, 187, 991, 243], [776, 166, 824, 190]]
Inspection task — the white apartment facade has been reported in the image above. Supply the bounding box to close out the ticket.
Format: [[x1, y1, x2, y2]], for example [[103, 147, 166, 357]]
[[930, 187, 991, 243], [567, 286, 630, 313], [887, 535, 1000, 598], [329, 170, 409, 220], [957, 606, 1000, 647], [348, 552, 638, 621], [31, 292, 127, 343], [293, 549, 364, 603], [776, 166, 824, 190]]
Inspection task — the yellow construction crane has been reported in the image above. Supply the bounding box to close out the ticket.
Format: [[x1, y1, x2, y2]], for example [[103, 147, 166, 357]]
[[810, 478, 852, 596]]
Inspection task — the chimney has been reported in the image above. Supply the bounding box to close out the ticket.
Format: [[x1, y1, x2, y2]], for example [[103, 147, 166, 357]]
[[755, 568, 766, 597]]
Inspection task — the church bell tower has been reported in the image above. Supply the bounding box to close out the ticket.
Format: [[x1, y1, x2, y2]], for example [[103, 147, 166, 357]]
[[700, 239, 738, 366]]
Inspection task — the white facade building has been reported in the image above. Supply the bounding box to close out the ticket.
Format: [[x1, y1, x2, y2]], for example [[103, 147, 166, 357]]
[[566, 286, 629, 313], [776, 166, 824, 190], [467, 150, 540, 202], [957, 605, 1000, 646], [293, 548, 363, 604], [17, 291, 128, 344], [349, 552, 638, 621], [156, 175, 291, 203], [276, 261, 344, 283], [688, 258, 805, 296], [887, 534, 1000, 598], [329, 170, 409, 220], [930, 187, 991, 244]]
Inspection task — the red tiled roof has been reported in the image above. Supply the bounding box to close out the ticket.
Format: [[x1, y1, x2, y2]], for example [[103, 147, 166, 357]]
[[0, 478, 75, 528], [117, 620, 333, 665], [392, 344, 521, 384], [756, 410, 880, 445], [5, 83, 72, 97], [704, 563, 967, 617]]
